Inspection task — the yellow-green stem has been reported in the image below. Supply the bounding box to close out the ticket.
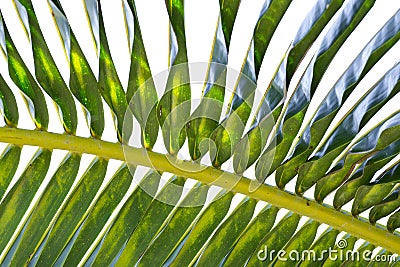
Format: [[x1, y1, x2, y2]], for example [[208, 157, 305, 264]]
[[1, 127, 399, 253]]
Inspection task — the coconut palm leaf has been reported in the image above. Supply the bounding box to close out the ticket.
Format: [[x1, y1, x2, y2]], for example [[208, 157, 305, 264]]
[[0, 0, 399, 266]]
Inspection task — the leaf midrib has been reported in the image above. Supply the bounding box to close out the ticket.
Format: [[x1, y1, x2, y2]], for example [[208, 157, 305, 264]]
[[1, 126, 399, 253]]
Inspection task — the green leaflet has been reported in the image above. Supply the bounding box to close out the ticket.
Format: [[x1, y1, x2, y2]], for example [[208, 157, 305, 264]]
[[273, 220, 320, 267], [115, 176, 186, 266], [64, 164, 133, 266], [36, 157, 108, 266], [388, 210, 400, 232], [0, 74, 18, 127], [0, 145, 21, 200], [196, 197, 256, 266], [0, 148, 51, 257], [296, 142, 349, 194], [187, 79, 226, 160], [298, 227, 339, 267], [91, 170, 161, 266], [258, 104, 307, 180], [158, 0, 190, 154], [370, 189, 400, 224], [69, 31, 105, 138], [353, 184, 397, 215], [233, 116, 274, 174], [49, 0, 104, 137], [169, 191, 234, 266], [0, 0, 399, 264], [218, 0, 241, 48], [224, 205, 279, 266], [4, 23, 49, 130], [314, 152, 373, 202], [253, 0, 292, 75], [125, 0, 158, 149], [320, 153, 387, 205], [158, 64, 191, 154], [9, 153, 81, 266], [137, 183, 208, 266], [353, 180, 399, 217], [334, 142, 400, 210], [187, 26, 226, 161], [18, 0, 78, 134], [247, 212, 301, 266], [97, 1, 129, 142]]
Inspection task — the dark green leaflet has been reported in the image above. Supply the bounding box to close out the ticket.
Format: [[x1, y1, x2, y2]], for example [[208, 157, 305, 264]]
[[333, 139, 400, 209], [387, 210, 400, 232], [0, 33, 20, 196], [0, 148, 51, 256], [0, 74, 18, 127], [247, 212, 301, 266], [195, 197, 256, 266], [169, 191, 234, 266], [370, 189, 400, 224], [186, 20, 227, 161], [232, 0, 293, 173], [49, 1, 104, 138], [250, 0, 348, 178], [369, 249, 393, 267], [36, 157, 108, 266], [91, 170, 161, 266], [218, 0, 241, 49], [158, 0, 190, 154], [0, 145, 21, 200], [273, 220, 320, 267], [223, 205, 279, 266], [63, 164, 133, 266], [126, 0, 159, 149], [253, 0, 292, 76], [286, 0, 345, 86], [341, 242, 375, 266], [18, 0, 78, 134], [97, 0, 129, 142], [69, 31, 105, 138], [352, 162, 400, 216], [137, 184, 208, 266], [9, 153, 81, 266], [3, 21, 49, 130], [115, 176, 186, 266]]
